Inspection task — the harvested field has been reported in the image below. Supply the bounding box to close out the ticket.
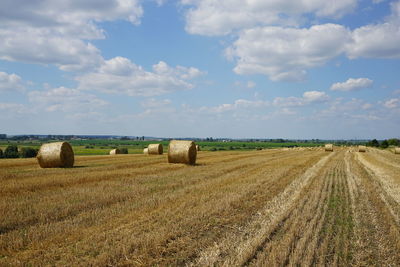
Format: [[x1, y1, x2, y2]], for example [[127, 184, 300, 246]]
[[1, 148, 400, 266]]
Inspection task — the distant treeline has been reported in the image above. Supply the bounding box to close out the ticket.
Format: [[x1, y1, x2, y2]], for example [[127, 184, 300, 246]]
[[366, 138, 399, 148], [0, 145, 38, 158]]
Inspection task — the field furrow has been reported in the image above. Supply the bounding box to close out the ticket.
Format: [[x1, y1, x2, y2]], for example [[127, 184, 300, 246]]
[[348, 150, 400, 266]]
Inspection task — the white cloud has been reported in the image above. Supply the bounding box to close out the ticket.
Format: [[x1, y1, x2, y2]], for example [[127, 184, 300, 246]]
[[303, 91, 330, 102], [0, 102, 29, 114], [383, 98, 400, 108], [226, 24, 351, 81], [347, 23, 400, 59], [198, 99, 268, 114], [273, 91, 329, 107], [28, 86, 108, 112], [154, 0, 167, 6], [315, 98, 380, 121], [330, 78, 373, 91], [0, 0, 143, 70], [77, 57, 204, 96], [346, 1, 400, 59], [0, 71, 25, 92], [181, 0, 357, 36], [0, 29, 104, 71]]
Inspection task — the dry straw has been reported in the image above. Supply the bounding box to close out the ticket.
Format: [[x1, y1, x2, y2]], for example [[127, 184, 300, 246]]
[[168, 140, 197, 165], [143, 148, 148, 154], [37, 142, 74, 168], [358, 145, 366, 152], [325, 144, 333, 152], [394, 147, 400, 154], [109, 148, 121, 155], [148, 144, 163, 155]]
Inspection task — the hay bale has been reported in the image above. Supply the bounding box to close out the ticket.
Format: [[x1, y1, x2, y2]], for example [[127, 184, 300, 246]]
[[358, 145, 366, 152], [37, 142, 74, 168], [143, 148, 148, 154], [109, 148, 121, 155], [168, 140, 197, 165], [325, 144, 333, 152], [148, 144, 163, 155], [394, 147, 400, 154], [196, 145, 200, 151]]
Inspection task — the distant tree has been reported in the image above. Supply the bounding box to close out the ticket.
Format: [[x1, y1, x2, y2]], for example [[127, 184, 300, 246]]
[[20, 147, 38, 158], [120, 148, 128, 154], [0, 148, 3, 158], [380, 140, 389, 149], [4, 145, 19, 158], [367, 139, 379, 147], [387, 138, 400, 146]]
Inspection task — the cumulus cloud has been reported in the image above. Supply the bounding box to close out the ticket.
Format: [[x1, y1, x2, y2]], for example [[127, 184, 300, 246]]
[[77, 57, 204, 96], [273, 91, 329, 107], [315, 98, 380, 121], [184, 1, 400, 81], [383, 98, 400, 108], [0, 71, 25, 92], [330, 78, 373, 91], [28, 86, 108, 112], [181, 0, 357, 36], [303, 91, 330, 102], [226, 24, 351, 81], [198, 99, 268, 114], [0, 0, 143, 70], [346, 1, 400, 59]]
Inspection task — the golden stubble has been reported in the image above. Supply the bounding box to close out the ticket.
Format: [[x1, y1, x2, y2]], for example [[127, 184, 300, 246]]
[[0, 148, 400, 266]]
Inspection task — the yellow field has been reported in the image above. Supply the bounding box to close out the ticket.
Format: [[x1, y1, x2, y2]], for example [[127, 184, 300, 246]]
[[1, 148, 400, 266]]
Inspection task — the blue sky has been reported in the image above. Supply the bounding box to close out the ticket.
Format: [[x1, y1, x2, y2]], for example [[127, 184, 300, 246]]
[[0, 0, 399, 139]]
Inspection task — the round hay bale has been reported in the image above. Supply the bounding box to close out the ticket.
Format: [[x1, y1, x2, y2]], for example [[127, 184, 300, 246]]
[[196, 145, 200, 151], [394, 147, 400, 154], [168, 140, 197, 165], [143, 148, 148, 154], [358, 145, 366, 152], [148, 144, 163, 155], [325, 144, 333, 152], [37, 142, 74, 168], [109, 148, 121, 155]]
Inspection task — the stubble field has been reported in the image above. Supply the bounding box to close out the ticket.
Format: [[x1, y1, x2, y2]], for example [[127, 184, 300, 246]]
[[1, 147, 400, 266]]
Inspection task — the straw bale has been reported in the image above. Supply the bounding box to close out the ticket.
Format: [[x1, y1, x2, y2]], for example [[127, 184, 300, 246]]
[[148, 144, 163, 155], [168, 140, 197, 165], [394, 147, 400, 154], [358, 145, 366, 152], [196, 145, 200, 151], [143, 148, 148, 154], [109, 148, 121, 155], [37, 142, 74, 168], [325, 144, 333, 152]]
